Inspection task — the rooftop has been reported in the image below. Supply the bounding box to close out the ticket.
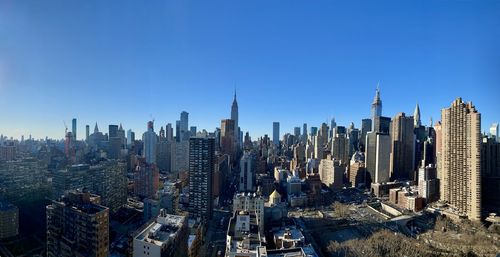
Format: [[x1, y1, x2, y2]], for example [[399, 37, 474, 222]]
[[135, 210, 185, 246], [274, 226, 304, 242], [227, 211, 262, 254], [265, 246, 319, 257]]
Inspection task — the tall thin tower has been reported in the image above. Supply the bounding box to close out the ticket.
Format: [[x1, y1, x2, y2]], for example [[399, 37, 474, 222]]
[[72, 118, 77, 141], [231, 90, 239, 148]]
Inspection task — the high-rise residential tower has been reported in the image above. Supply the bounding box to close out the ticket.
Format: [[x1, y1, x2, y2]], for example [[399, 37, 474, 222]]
[[273, 122, 280, 146], [188, 137, 214, 221], [46, 190, 109, 257], [440, 98, 481, 220], [180, 111, 189, 141], [72, 118, 77, 140]]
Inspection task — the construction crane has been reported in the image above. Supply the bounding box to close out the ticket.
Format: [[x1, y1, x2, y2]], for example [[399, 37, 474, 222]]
[[63, 121, 68, 134]]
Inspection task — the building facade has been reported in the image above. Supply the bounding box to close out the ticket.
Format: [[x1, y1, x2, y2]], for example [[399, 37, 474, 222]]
[[440, 98, 481, 220], [188, 137, 214, 221], [46, 190, 109, 257]]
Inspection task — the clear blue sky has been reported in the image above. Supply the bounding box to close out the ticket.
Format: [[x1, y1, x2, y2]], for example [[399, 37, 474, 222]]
[[0, 0, 499, 140]]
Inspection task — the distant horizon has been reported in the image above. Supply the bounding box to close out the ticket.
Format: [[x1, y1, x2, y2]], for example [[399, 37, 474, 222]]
[[0, 93, 496, 141], [1, 1, 499, 139]]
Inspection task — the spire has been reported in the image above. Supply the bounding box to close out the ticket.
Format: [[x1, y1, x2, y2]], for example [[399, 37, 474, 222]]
[[414, 103, 421, 128], [232, 88, 238, 106], [371, 83, 382, 119], [119, 123, 123, 130], [94, 122, 99, 133]]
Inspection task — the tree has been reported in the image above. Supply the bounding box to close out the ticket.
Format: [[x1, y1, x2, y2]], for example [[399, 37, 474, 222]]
[[332, 201, 350, 219]]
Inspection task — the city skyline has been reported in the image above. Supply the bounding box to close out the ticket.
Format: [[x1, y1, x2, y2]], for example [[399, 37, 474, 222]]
[[1, 1, 499, 139]]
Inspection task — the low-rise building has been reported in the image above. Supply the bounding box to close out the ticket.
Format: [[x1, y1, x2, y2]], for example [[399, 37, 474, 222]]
[[273, 226, 305, 249], [233, 193, 265, 233], [133, 209, 188, 257], [225, 211, 263, 257]]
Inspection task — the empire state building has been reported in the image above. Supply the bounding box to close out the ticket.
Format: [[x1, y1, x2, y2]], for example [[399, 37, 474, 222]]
[[231, 91, 239, 147]]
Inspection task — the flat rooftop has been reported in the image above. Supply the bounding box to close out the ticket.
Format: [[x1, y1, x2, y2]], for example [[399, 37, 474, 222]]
[[266, 246, 319, 257], [274, 227, 304, 241], [135, 213, 185, 246], [227, 211, 261, 253]]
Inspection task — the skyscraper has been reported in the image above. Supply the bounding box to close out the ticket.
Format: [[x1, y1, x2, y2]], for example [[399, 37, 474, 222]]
[[273, 122, 280, 146], [85, 124, 90, 142], [239, 151, 255, 192], [302, 123, 308, 143], [330, 118, 337, 138], [390, 113, 416, 180], [72, 118, 77, 141], [143, 121, 158, 164], [109, 124, 118, 138], [331, 128, 350, 165], [188, 137, 214, 221], [365, 86, 390, 184], [491, 123, 499, 142], [180, 111, 189, 141], [46, 190, 109, 257], [371, 86, 382, 131], [360, 118, 372, 149], [231, 91, 239, 148], [166, 123, 174, 141], [108, 124, 122, 159], [220, 119, 236, 162], [293, 127, 301, 140], [365, 132, 391, 184], [190, 126, 197, 136], [440, 98, 481, 220], [175, 120, 181, 142], [127, 129, 135, 146]]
